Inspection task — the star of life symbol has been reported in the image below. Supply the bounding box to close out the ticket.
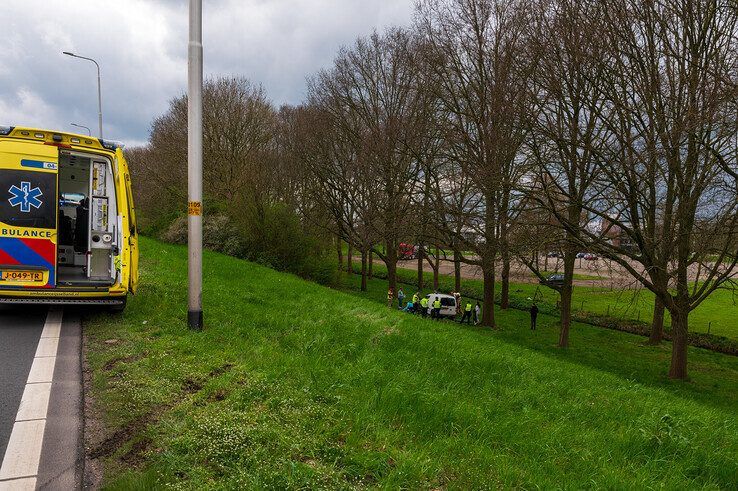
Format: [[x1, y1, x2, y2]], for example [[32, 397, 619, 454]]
[[8, 181, 44, 213]]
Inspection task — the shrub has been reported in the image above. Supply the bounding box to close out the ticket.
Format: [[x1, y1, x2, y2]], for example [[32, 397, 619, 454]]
[[160, 214, 245, 257], [160, 215, 187, 244], [158, 206, 336, 287]]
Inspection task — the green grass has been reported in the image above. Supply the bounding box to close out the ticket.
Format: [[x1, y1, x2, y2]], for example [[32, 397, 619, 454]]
[[359, 261, 738, 340], [85, 238, 738, 489]]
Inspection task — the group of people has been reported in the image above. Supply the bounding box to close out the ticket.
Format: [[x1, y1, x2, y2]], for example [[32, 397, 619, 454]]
[[387, 288, 482, 325], [386, 287, 541, 330]]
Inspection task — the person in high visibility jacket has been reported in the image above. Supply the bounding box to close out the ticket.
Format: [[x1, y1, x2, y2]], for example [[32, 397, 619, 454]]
[[419, 296, 429, 317], [432, 298, 442, 320], [459, 301, 473, 324], [412, 292, 420, 313]]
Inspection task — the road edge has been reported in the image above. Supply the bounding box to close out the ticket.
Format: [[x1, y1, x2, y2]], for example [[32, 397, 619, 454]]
[[36, 311, 84, 490]]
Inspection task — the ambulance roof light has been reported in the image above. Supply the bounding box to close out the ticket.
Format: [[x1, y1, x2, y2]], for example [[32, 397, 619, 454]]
[[99, 139, 124, 151]]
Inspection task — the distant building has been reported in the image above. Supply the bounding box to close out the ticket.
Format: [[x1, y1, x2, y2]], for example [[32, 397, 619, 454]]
[[599, 216, 637, 252]]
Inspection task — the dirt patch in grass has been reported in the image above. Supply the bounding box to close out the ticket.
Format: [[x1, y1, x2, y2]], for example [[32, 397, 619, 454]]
[[208, 362, 235, 377], [207, 388, 229, 402], [120, 437, 153, 468], [85, 357, 236, 477], [89, 413, 150, 459], [102, 353, 145, 371]]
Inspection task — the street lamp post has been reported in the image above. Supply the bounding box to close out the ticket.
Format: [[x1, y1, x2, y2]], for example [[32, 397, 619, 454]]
[[62, 51, 103, 139], [187, 0, 204, 330], [70, 123, 91, 136]]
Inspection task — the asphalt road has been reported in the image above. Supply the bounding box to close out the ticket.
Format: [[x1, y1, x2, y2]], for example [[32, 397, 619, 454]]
[[0, 306, 46, 463], [0, 306, 83, 490]]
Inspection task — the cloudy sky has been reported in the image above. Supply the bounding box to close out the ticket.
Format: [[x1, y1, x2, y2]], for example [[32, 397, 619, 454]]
[[1, 0, 414, 147]]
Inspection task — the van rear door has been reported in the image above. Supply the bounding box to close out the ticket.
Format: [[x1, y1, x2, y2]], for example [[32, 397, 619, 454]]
[[0, 140, 58, 288], [118, 152, 139, 293]]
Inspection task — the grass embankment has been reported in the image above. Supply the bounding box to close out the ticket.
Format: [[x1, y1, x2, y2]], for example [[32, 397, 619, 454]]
[[85, 238, 738, 489], [357, 261, 738, 341]]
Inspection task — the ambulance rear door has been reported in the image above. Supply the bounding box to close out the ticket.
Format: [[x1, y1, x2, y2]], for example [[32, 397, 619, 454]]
[[0, 140, 59, 289]]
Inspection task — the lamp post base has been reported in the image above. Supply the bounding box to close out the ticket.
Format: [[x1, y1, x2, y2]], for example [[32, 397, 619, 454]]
[[188, 310, 203, 331]]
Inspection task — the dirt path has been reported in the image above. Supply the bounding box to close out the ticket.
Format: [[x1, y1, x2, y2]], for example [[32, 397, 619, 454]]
[[355, 254, 734, 290]]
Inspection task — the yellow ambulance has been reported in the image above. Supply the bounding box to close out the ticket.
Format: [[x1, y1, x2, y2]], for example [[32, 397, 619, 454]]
[[0, 126, 138, 311]]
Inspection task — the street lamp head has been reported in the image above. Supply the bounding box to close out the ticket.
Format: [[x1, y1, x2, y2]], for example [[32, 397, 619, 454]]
[[62, 50, 103, 138]]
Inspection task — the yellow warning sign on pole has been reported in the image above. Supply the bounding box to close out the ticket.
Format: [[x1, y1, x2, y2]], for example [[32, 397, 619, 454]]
[[188, 201, 202, 216]]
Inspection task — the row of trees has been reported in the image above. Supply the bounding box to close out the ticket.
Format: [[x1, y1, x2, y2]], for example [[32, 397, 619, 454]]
[[131, 0, 737, 380]]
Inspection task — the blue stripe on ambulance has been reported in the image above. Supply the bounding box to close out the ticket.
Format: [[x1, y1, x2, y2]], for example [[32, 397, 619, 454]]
[[20, 159, 57, 170]]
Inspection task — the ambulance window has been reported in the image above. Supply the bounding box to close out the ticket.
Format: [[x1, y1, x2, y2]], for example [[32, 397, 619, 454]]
[[61, 193, 85, 206]]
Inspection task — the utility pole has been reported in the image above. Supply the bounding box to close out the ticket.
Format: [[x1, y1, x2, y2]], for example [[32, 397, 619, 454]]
[[187, 0, 204, 330]]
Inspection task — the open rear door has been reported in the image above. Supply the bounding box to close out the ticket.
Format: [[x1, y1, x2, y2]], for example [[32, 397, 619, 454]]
[[123, 165, 139, 293], [0, 141, 58, 288]]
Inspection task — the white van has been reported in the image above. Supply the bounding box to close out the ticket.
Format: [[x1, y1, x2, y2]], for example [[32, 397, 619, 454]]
[[425, 293, 457, 318]]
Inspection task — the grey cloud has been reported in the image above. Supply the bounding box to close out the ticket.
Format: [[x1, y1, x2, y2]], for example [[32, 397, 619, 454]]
[[0, 0, 413, 146]]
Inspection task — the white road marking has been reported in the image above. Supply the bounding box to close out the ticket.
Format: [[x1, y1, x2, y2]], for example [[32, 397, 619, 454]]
[[0, 477, 37, 490], [15, 383, 52, 422], [26, 358, 55, 385], [0, 309, 62, 484], [0, 421, 46, 480], [33, 337, 59, 358], [39, 319, 61, 340]]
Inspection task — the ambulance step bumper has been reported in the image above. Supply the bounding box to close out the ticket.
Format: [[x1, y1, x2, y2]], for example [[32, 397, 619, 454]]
[[0, 297, 124, 306]]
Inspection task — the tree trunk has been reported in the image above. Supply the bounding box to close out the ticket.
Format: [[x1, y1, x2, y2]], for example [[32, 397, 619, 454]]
[[481, 262, 496, 328], [453, 249, 461, 292], [433, 246, 440, 290], [500, 250, 510, 310], [668, 307, 689, 380], [336, 238, 343, 272], [669, 231, 691, 379], [417, 245, 424, 290], [544, 253, 549, 272], [346, 243, 353, 275], [386, 241, 398, 293], [368, 246, 374, 279], [649, 295, 665, 344], [360, 249, 368, 292], [558, 248, 576, 348]]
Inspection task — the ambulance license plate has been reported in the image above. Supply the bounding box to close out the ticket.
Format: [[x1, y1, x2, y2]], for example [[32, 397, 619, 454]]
[[1, 270, 44, 283]]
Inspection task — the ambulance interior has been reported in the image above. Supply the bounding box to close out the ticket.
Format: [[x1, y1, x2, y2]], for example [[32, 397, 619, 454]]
[[56, 151, 118, 285]]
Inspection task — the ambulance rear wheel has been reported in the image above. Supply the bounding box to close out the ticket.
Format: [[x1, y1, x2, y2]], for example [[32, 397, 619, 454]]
[[109, 297, 127, 313]]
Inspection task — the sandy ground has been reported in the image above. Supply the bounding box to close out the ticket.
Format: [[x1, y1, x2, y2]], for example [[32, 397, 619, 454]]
[[396, 256, 635, 288], [354, 254, 735, 290]]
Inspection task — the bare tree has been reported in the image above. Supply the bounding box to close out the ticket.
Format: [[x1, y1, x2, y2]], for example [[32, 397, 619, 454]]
[[581, 0, 738, 378], [130, 77, 280, 232], [307, 29, 429, 293], [521, 0, 610, 347], [416, 0, 532, 327]]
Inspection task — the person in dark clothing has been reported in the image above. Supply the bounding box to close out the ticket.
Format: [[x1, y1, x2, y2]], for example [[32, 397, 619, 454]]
[[432, 298, 442, 320], [530, 303, 539, 330], [74, 197, 89, 254]]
